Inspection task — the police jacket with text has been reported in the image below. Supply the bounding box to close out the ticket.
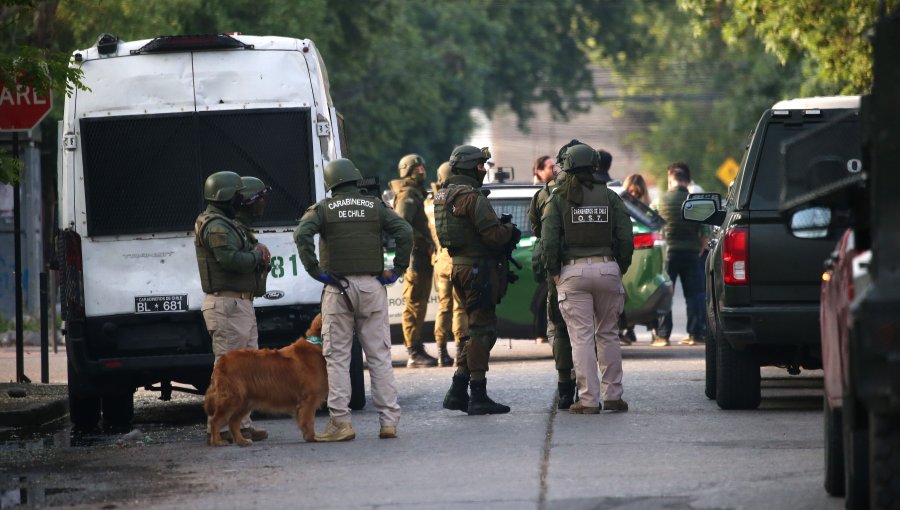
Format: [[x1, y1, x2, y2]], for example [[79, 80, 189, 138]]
[[541, 178, 634, 276], [293, 186, 413, 277]]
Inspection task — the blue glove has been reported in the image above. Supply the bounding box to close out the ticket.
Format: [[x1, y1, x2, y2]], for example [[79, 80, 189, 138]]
[[316, 272, 338, 285], [377, 270, 400, 285]]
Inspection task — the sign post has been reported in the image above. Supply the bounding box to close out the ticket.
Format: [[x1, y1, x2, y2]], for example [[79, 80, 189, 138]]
[[1, 78, 53, 383]]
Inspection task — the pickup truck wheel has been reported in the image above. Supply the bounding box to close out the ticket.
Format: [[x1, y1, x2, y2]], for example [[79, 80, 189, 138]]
[[824, 403, 845, 496], [715, 337, 760, 409], [705, 332, 717, 400], [705, 286, 717, 400], [102, 394, 135, 432], [872, 412, 900, 509], [349, 335, 366, 411]]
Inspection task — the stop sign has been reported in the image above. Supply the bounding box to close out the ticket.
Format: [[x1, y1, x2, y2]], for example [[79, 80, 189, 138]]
[[0, 80, 53, 131]]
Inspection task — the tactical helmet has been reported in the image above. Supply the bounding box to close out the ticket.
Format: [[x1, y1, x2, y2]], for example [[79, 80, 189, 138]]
[[559, 143, 598, 174], [240, 176, 270, 204], [324, 158, 363, 191], [436, 162, 452, 185], [449, 145, 491, 171], [204, 171, 245, 202], [398, 154, 425, 178]]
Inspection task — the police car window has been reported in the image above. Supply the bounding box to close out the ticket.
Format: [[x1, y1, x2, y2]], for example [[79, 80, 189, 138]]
[[489, 198, 533, 237]]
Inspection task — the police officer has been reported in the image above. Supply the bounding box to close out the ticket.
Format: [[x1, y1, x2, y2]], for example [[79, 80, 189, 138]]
[[528, 157, 576, 409], [426, 162, 468, 367], [435, 145, 520, 415], [195, 171, 271, 442], [235, 176, 271, 298], [294, 158, 412, 441], [390, 154, 439, 367], [542, 144, 634, 414]]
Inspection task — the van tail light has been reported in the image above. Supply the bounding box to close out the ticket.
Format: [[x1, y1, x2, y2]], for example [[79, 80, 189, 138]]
[[633, 232, 657, 250], [57, 229, 86, 320], [723, 226, 749, 285]]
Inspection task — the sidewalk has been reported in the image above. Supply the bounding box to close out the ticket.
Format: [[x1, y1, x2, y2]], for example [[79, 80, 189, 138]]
[[0, 347, 69, 430]]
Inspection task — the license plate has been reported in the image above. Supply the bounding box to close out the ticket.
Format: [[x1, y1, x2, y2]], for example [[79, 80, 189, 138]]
[[135, 294, 188, 313]]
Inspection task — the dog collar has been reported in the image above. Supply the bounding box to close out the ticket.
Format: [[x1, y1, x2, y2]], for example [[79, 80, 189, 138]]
[[306, 336, 322, 346]]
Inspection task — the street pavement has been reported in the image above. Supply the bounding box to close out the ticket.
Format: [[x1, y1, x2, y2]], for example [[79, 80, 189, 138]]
[[0, 281, 841, 509]]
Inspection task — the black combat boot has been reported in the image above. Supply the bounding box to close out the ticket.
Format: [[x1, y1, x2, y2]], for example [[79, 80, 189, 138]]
[[443, 374, 470, 412], [467, 379, 510, 415], [437, 343, 454, 367], [407, 345, 438, 368], [557, 381, 576, 410]]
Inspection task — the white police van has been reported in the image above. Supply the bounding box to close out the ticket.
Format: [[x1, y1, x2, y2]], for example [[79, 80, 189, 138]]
[[57, 34, 363, 429]]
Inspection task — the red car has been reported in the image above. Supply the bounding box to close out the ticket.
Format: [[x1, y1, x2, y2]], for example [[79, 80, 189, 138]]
[[820, 228, 871, 499]]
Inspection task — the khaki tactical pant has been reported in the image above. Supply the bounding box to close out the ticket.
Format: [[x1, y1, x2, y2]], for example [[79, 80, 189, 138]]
[[402, 251, 434, 349], [451, 261, 500, 381], [433, 249, 468, 346], [201, 293, 259, 430], [556, 259, 625, 407], [322, 275, 400, 426]]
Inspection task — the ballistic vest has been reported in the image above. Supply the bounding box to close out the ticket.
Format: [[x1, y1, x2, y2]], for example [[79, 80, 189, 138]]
[[433, 184, 491, 256], [562, 183, 614, 259], [194, 211, 257, 293], [319, 194, 384, 274]]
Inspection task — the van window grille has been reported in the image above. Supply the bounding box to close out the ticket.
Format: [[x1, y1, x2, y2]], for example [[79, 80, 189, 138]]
[[80, 108, 314, 236]]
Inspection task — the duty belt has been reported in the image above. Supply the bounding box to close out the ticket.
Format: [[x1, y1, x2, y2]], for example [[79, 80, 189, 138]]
[[564, 255, 615, 266], [211, 290, 253, 300]]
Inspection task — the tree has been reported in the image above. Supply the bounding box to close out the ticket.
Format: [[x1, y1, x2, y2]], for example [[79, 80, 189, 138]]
[[679, 0, 900, 94], [0, 0, 86, 184], [578, 0, 809, 191]]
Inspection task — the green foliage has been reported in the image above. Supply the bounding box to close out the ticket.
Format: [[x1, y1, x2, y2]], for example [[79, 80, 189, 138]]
[[679, 0, 899, 94], [0, 0, 88, 184]]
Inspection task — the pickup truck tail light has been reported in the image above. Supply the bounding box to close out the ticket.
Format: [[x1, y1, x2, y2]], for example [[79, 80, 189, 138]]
[[723, 226, 749, 285]]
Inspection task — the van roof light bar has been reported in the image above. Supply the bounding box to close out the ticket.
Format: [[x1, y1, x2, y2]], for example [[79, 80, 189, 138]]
[[131, 34, 254, 55], [772, 110, 791, 117], [803, 109, 822, 117]]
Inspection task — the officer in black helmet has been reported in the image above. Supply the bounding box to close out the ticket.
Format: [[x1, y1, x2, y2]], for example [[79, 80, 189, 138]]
[[294, 158, 412, 441], [542, 143, 634, 414], [434, 145, 521, 415]]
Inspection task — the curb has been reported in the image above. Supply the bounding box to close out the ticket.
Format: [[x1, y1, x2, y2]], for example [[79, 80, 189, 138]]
[[0, 384, 69, 429]]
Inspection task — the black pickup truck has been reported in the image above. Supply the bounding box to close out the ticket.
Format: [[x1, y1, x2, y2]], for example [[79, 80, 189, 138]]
[[682, 96, 861, 410]]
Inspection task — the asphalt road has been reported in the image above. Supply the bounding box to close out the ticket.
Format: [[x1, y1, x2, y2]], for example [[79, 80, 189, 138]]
[[0, 282, 840, 509]]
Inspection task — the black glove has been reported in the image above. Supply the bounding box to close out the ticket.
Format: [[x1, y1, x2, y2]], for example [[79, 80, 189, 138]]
[[509, 225, 522, 246]]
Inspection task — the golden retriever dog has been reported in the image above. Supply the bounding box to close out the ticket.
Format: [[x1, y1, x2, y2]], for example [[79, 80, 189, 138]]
[[204, 314, 327, 446]]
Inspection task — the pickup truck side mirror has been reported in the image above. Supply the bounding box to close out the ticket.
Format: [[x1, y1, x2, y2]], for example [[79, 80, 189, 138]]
[[789, 206, 831, 239], [682, 193, 725, 226]]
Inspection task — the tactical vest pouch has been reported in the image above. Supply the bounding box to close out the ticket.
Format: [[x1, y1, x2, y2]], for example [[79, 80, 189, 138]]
[[321, 196, 384, 274]]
